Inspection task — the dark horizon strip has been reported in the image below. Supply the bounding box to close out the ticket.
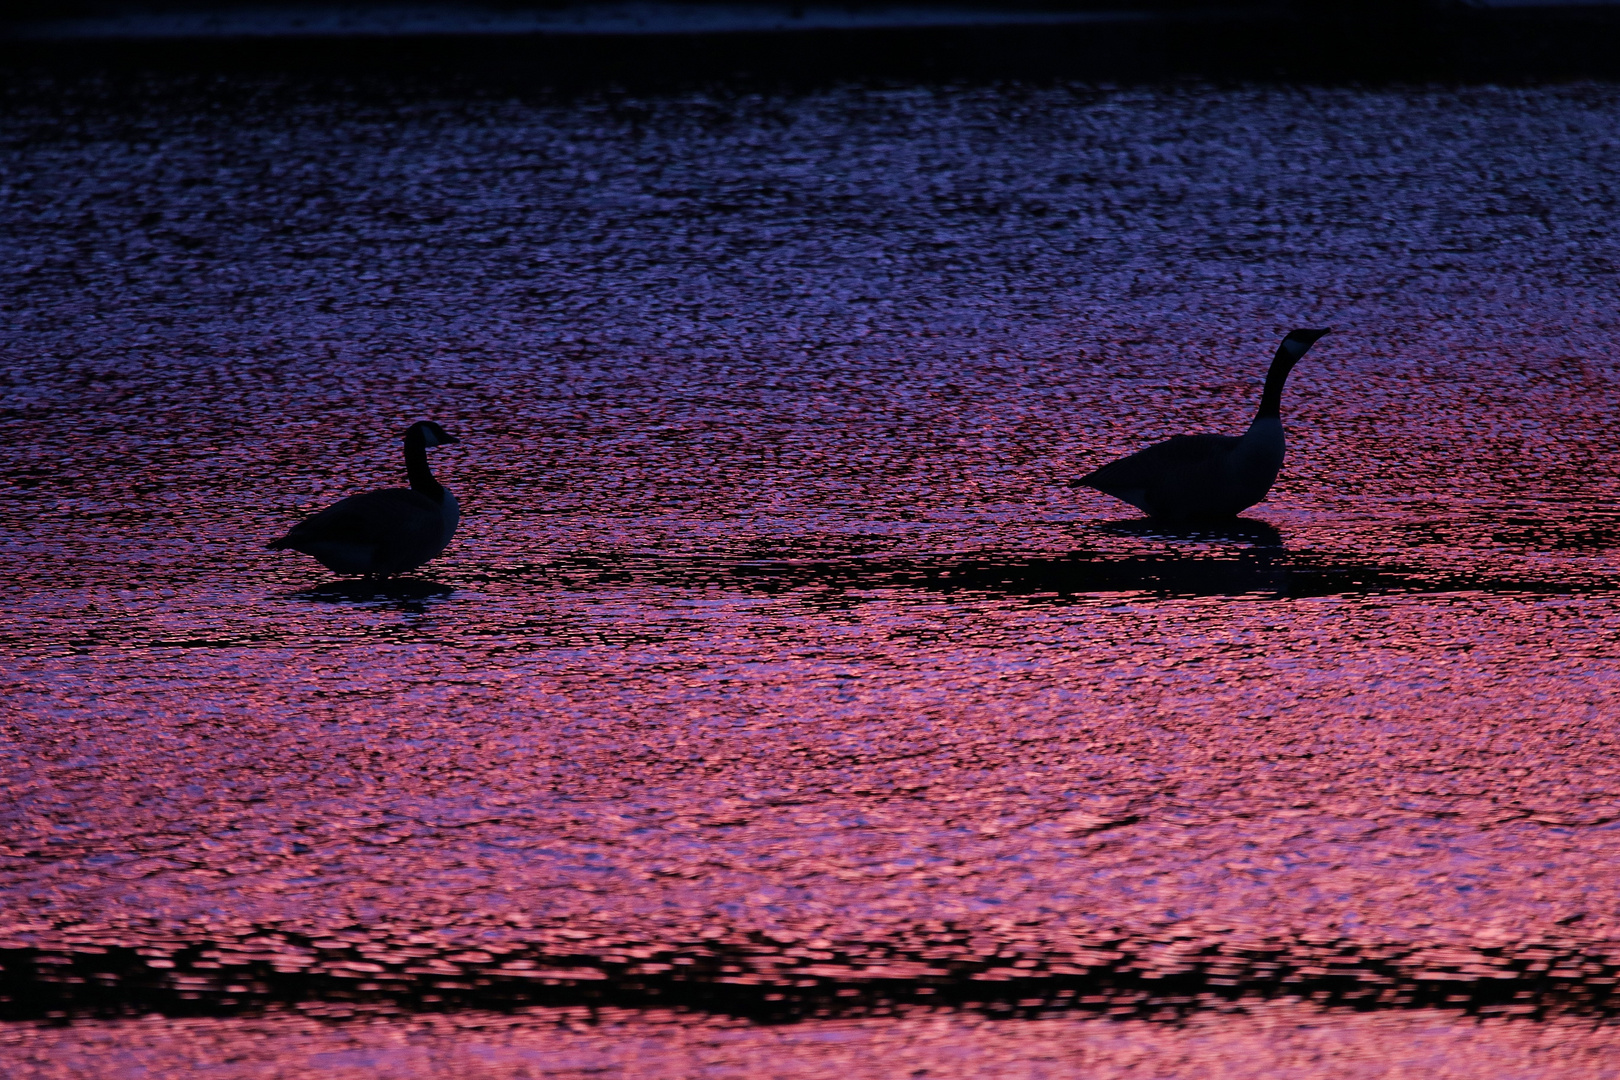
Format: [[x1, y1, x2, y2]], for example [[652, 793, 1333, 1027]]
[[5, 6, 1620, 84], [3, 927, 1617, 1022]]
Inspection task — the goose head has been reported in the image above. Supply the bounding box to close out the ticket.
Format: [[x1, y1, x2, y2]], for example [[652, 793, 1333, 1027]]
[[1275, 327, 1332, 366], [407, 420, 460, 447], [1254, 328, 1332, 421]]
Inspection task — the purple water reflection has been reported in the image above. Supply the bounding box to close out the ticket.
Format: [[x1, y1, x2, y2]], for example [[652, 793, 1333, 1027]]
[[2, 75, 1619, 1074]]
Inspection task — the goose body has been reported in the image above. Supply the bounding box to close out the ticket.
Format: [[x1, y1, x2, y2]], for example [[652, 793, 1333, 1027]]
[[1076, 329, 1330, 522], [269, 421, 461, 577]]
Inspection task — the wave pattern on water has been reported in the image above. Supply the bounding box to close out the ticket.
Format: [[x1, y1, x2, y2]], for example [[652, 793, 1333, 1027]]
[[1, 75, 1620, 1066]]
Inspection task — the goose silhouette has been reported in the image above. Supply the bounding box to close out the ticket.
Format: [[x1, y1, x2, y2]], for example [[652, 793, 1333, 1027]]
[[269, 420, 462, 577], [1075, 329, 1331, 522]]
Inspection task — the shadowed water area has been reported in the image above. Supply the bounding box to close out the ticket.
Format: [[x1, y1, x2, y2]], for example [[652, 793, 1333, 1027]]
[[3, 74, 1620, 1075]]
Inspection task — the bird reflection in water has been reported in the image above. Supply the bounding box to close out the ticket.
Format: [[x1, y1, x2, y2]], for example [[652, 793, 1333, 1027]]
[[291, 577, 455, 607], [917, 519, 1290, 600], [1095, 516, 1285, 547], [721, 521, 1294, 602]]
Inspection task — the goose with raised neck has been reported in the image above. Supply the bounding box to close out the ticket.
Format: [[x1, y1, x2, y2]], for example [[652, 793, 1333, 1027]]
[[268, 420, 462, 577], [1075, 328, 1331, 522]]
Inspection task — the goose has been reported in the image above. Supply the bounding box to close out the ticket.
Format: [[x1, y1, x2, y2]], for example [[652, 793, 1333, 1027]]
[[1074, 328, 1331, 522], [268, 420, 462, 577]]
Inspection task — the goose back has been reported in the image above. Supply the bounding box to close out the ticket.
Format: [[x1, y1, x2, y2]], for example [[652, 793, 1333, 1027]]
[[1078, 434, 1240, 518], [269, 487, 453, 576]]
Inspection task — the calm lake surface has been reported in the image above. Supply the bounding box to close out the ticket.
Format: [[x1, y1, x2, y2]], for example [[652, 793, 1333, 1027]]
[[3, 74, 1620, 1076]]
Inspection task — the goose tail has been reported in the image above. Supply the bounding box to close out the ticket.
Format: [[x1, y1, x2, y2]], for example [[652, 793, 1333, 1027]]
[[1071, 468, 1106, 490]]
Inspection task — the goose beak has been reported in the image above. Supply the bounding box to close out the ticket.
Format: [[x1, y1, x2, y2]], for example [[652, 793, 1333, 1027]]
[[440, 432, 461, 446]]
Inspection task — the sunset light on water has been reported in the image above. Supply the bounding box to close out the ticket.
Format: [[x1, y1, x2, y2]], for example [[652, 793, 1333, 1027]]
[[3, 55, 1620, 1076]]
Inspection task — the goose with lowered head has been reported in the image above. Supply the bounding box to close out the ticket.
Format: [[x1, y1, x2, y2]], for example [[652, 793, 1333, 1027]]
[[268, 420, 462, 577], [1075, 328, 1331, 522]]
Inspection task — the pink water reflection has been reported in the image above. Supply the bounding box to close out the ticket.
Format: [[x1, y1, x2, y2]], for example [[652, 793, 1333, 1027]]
[[5, 1004, 1620, 1079], [2, 74, 1619, 1074]]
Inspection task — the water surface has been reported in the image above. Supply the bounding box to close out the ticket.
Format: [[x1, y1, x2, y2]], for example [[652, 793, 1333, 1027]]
[[2, 75, 1620, 1075]]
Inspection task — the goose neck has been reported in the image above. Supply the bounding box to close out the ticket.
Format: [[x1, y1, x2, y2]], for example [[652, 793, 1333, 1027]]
[[1255, 347, 1296, 421], [404, 430, 445, 502]]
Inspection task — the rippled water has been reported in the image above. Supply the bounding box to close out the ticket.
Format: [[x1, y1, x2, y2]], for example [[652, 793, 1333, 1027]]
[[3, 74, 1620, 1076]]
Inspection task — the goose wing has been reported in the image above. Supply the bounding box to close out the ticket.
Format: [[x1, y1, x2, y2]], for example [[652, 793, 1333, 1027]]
[[1076, 434, 1239, 494], [270, 488, 442, 551]]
